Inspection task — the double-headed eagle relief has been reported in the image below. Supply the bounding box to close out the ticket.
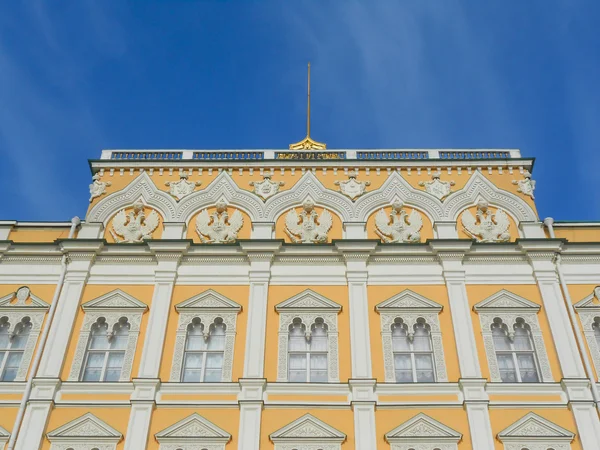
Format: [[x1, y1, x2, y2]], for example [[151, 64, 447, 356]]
[[196, 200, 244, 244], [334, 171, 370, 200], [110, 200, 160, 243], [249, 174, 285, 200], [165, 173, 201, 201], [461, 200, 510, 243], [285, 199, 333, 244], [418, 172, 455, 201], [375, 200, 422, 243]]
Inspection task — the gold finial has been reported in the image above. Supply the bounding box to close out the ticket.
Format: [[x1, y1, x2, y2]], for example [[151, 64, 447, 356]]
[[289, 62, 326, 150]]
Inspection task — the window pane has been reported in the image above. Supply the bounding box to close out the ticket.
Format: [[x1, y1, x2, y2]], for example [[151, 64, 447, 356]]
[[183, 353, 203, 369], [310, 335, 328, 352], [85, 352, 106, 369], [492, 327, 511, 350], [311, 354, 327, 370], [497, 354, 517, 382], [89, 334, 110, 350], [289, 354, 307, 382], [394, 354, 413, 382], [413, 326, 432, 352], [289, 334, 307, 352], [310, 370, 327, 382], [110, 330, 129, 350], [517, 354, 539, 382], [182, 369, 202, 382], [513, 328, 533, 351], [1, 368, 17, 382], [204, 353, 223, 382], [0, 331, 9, 349], [207, 334, 225, 351], [5, 352, 23, 370], [415, 354, 434, 382], [12, 332, 29, 350], [392, 326, 410, 352], [82, 367, 102, 382]]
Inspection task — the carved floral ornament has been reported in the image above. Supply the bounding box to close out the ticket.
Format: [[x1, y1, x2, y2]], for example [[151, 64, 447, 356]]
[[89, 173, 112, 202], [334, 170, 370, 200], [418, 172, 455, 201], [249, 174, 285, 200], [195, 200, 244, 244], [165, 172, 201, 201], [375, 200, 423, 243], [461, 200, 510, 243], [284, 198, 333, 243], [110, 200, 160, 243], [512, 169, 536, 199]]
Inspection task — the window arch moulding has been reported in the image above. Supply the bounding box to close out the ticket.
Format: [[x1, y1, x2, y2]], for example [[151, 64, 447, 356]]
[[474, 289, 553, 383], [155, 413, 231, 450], [68, 289, 147, 382], [385, 413, 462, 450], [46, 412, 122, 450], [376, 290, 448, 383], [269, 413, 346, 450], [574, 287, 600, 379], [170, 289, 241, 382], [275, 289, 341, 383], [497, 412, 574, 450], [0, 286, 49, 381]]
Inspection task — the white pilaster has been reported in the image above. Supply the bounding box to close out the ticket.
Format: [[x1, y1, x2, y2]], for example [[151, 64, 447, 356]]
[[237, 379, 265, 450], [431, 242, 482, 378], [137, 242, 187, 378], [123, 379, 159, 450], [162, 222, 186, 239], [250, 222, 275, 239], [13, 402, 52, 450], [350, 379, 377, 450], [562, 379, 600, 449], [433, 221, 458, 239], [460, 379, 495, 450], [343, 222, 367, 239], [521, 241, 587, 378]]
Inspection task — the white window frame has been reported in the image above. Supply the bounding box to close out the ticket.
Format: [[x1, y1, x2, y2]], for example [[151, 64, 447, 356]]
[[275, 290, 341, 383], [155, 413, 232, 450], [497, 412, 574, 450], [575, 288, 600, 379], [385, 413, 461, 450], [46, 412, 122, 450], [0, 287, 49, 382], [270, 413, 346, 450], [68, 290, 147, 382], [376, 290, 448, 383], [474, 289, 553, 383], [170, 290, 241, 382]]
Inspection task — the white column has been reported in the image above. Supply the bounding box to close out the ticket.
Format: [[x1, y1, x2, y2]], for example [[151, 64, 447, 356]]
[[460, 380, 495, 450], [521, 242, 586, 378], [350, 379, 377, 450], [562, 380, 600, 450], [123, 379, 159, 450], [237, 379, 265, 450]]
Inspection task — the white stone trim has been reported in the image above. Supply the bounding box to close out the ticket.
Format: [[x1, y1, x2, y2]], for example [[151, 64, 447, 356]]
[[47, 412, 122, 450], [0, 424, 9, 449], [68, 289, 147, 382], [275, 290, 341, 383], [574, 290, 600, 379], [384, 413, 461, 450], [155, 413, 231, 450], [269, 413, 346, 450], [0, 287, 49, 381], [497, 412, 574, 450], [474, 290, 553, 383], [375, 290, 448, 382], [169, 289, 241, 382]]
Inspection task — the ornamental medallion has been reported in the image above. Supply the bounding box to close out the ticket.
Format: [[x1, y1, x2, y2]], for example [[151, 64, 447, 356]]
[[110, 200, 160, 243], [418, 173, 455, 200], [249, 174, 285, 200], [334, 171, 370, 200], [512, 170, 536, 199], [89, 173, 112, 202], [165, 173, 201, 201]]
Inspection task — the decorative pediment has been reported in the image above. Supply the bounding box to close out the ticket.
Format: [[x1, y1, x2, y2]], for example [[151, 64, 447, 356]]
[[498, 412, 574, 443], [175, 289, 242, 313], [275, 289, 342, 313], [474, 289, 540, 313], [81, 289, 147, 311], [155, 413, 231, 444], [376, 290, 442, 313], [0, 286, 49, 311], [47, 413, 122, 443], [0, 424, 9, 441], [574, 287, 600, 311], [385, 413, 461, 444], [270, 414, 346, 443]]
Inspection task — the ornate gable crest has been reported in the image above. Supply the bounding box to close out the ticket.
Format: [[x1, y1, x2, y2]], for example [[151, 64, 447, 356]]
[[375, 200, 423, 243], [165, 173, 201, 201], [249, 174, 285, 200], [474, 290, 540, 313], [155, 413, 231, 444], [81, 289, 147, 311], [275, 289, 341, 313], [47, 413, 122, 444], [196, 200, 244, 244], [110, 200, 160, 243], [334, 171, 370, 200], [0, 286, 49, 311], [419, 172, 455, 200], [270, 414, 346, 444], [498, 412, 574, 443], [385, 413, 461, 446], [175, 290, 242, 313], [376, 290, 442, 313]]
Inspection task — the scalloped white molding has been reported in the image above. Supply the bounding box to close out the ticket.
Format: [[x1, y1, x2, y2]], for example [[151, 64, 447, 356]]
[[47, 412, 122, 450], [376, 290, 448, 382], [474, 290, 553, 383], [169, 290, 241, 382], [68, 290, 147, 382], [270, 413, 346, 450], [385, 413, 461, 450], [497, 412, 574, 450], [275, 290, 341, 382], [0, 287, 49, 381], [155, 413, 231, 450], [574, 289, 600, 380]]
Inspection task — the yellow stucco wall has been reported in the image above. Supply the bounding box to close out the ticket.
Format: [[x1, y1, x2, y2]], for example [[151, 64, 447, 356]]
[[551, 227, 600, 242], [8, 227, 72, 242]]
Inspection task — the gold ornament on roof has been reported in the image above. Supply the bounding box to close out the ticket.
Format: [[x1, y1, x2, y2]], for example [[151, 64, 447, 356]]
[[289, 63, 327, 150]]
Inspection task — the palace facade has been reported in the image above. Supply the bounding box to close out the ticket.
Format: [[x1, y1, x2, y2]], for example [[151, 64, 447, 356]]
[[1, 147, 600, 450]]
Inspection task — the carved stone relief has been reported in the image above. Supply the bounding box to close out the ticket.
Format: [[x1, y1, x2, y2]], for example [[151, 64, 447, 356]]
[[512, 170, 536, 199], [461, 200, 510, 242], [284, 198, 333, 243], [375, 200, 423, 243], [195, 200, 244, 244], [165, 173, 201, 201], [110, 200, 160, 243], [249, 174, 285, 200], [89, 173, 112, 203], [334, 171, 370, 200], [418, 172, 455, 200]]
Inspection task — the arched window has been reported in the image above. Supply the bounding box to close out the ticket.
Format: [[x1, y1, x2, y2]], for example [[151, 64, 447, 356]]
[[492, 318, 539, 383], [391, 319, 434, 383], [182, 318, 226, 382], [0, 317, 32, 381], [288, 318, 328, 383], [81, 317, 130, 382]]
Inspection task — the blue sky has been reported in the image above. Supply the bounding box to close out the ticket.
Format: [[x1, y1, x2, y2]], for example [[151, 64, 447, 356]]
[[0, 1, 598, 221]]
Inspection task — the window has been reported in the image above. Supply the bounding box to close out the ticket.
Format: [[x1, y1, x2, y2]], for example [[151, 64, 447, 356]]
[[492, 319, 539, 383], [288, 318, 328, 383], [574, 290, 600, 380], [391, 319, 435, 383], [0, 317, 32, 382], [474, 290, 553, 383], [68, 289, 146, 382], [275, 290, 341, 383], [81, 317, 130, 382], [182, 318, 226, 382], [170, 290, 241, 382]]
